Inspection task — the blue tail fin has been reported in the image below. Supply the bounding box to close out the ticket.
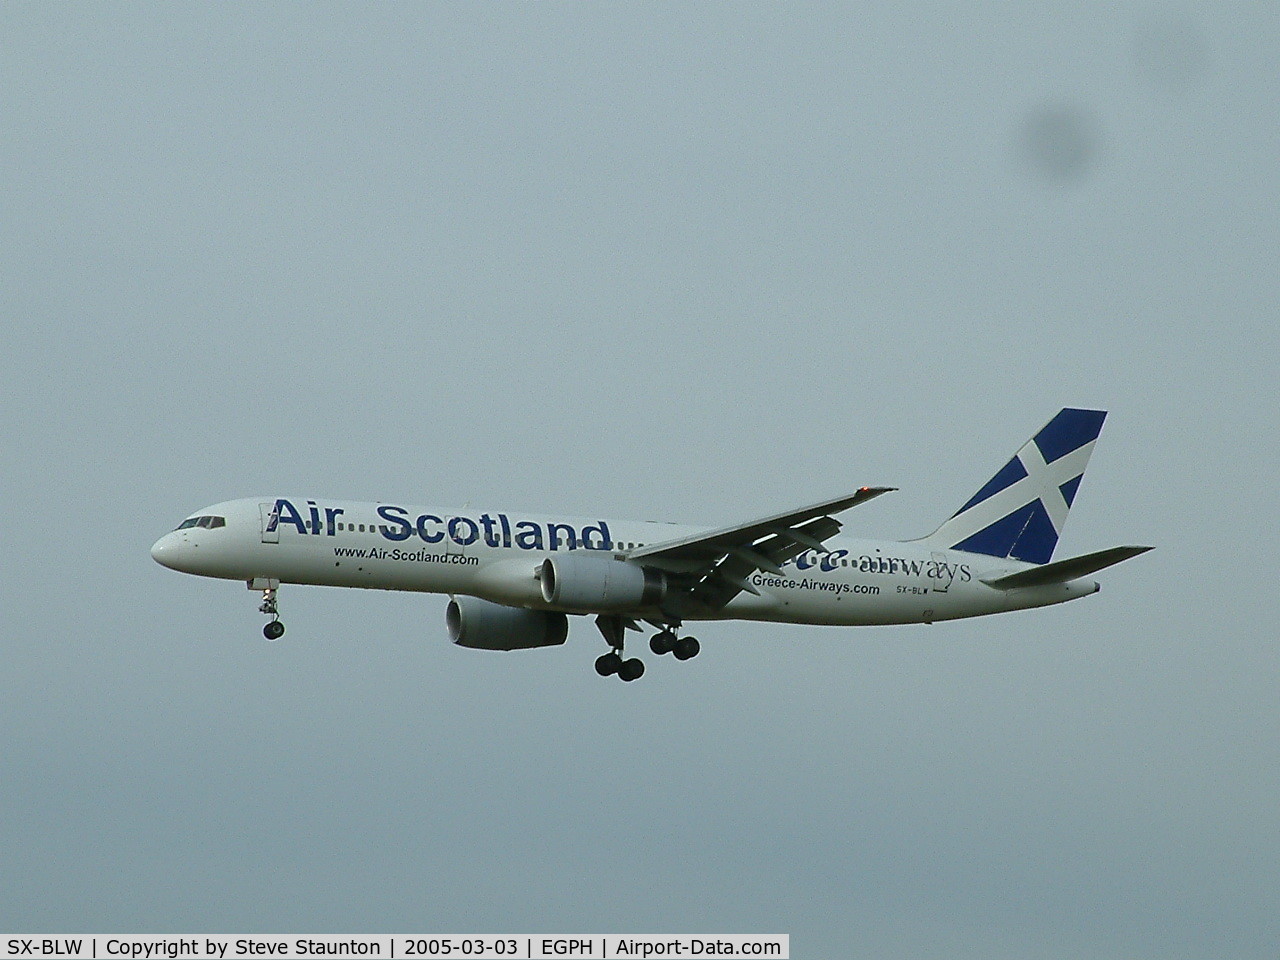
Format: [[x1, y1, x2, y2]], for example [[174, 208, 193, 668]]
[[922, 408, 1107, 564]]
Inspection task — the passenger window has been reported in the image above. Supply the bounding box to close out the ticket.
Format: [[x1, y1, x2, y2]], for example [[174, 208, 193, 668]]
[[359, 524, 366, 532]]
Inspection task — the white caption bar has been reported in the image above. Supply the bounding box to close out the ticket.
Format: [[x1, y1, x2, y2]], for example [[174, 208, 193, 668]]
[[1, 936, 789, 960]]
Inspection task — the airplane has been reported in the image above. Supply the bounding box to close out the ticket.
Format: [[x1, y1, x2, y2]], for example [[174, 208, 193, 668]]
[[151, 408, 1151, 681]]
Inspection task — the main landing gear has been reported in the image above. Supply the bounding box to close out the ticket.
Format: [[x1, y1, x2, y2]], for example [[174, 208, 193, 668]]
[[251, 578, 284, 641], [595, 651, 644, 682], [594, 614, 644, 681], [593, 615, 700, 681], [649, 630, 700, 661]]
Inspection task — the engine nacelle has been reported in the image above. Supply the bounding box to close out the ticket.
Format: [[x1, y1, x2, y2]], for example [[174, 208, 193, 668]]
[[540, 554, 667, 612], [446, 596, 568, 651]]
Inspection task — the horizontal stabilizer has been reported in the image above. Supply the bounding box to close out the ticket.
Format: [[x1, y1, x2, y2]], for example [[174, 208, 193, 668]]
[[982, 545, 1153, 590]]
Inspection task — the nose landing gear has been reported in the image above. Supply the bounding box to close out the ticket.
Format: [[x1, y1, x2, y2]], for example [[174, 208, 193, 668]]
[[250, 578, 284, 640]]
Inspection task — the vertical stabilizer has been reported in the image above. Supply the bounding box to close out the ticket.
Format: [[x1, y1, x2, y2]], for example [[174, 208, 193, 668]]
[[922, 408, 1107, 564]]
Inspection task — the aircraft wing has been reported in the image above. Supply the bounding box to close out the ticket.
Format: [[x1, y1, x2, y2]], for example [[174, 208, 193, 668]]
[[630, 487, 895, 613]]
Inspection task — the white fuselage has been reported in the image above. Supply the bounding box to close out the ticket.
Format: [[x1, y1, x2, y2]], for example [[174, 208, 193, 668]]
[[150, 497, 1099, 627]]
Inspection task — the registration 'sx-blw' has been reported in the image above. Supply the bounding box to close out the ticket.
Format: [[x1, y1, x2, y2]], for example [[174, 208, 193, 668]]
[[153, 409, 1151, 680]]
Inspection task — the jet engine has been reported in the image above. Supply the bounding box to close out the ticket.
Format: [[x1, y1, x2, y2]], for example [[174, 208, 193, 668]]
[[446, 596, 568, 651], [540, 554, 667, 612]]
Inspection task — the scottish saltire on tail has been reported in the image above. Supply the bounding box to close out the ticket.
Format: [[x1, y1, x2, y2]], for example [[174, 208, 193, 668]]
[[151, 409, 1151, 682], [923, 408, 1106, 564]]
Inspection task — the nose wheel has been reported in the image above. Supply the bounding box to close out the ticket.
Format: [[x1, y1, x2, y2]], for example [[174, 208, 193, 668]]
[[250, 578, 284, 640]]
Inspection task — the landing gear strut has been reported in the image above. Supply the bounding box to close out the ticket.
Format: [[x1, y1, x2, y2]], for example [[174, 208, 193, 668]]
[[250, 578, 284, 640]]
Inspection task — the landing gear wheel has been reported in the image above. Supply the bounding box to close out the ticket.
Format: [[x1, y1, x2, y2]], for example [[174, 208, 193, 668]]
[[673, 636, 700, 661], [650, 631, 677, 655], [255, 581, 283, 640], [595, 652, 622, 677], [618, 658, 645, 682]]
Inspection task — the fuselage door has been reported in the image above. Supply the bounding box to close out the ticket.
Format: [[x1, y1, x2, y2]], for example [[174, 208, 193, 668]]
[[260, 501, 281, 544]]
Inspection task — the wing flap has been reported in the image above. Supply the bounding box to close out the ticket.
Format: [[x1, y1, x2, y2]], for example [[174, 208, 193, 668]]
[[633, 488, 894, 612]]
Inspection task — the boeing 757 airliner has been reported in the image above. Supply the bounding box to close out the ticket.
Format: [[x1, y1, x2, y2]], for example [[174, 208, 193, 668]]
[[152, 409, 1150, 681]]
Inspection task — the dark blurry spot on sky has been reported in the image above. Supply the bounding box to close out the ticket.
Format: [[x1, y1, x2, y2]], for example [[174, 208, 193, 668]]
[[1017, 102, 1101, 184]]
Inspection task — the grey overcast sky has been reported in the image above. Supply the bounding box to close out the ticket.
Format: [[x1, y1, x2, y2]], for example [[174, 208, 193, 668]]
[[2, 3, 1277, 957]]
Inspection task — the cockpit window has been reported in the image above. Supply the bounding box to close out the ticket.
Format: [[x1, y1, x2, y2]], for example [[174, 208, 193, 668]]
[[175, 515, 226, 531]]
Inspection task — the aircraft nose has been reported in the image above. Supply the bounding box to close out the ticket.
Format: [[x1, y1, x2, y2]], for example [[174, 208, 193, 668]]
[[151, 533, 184, 570]]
